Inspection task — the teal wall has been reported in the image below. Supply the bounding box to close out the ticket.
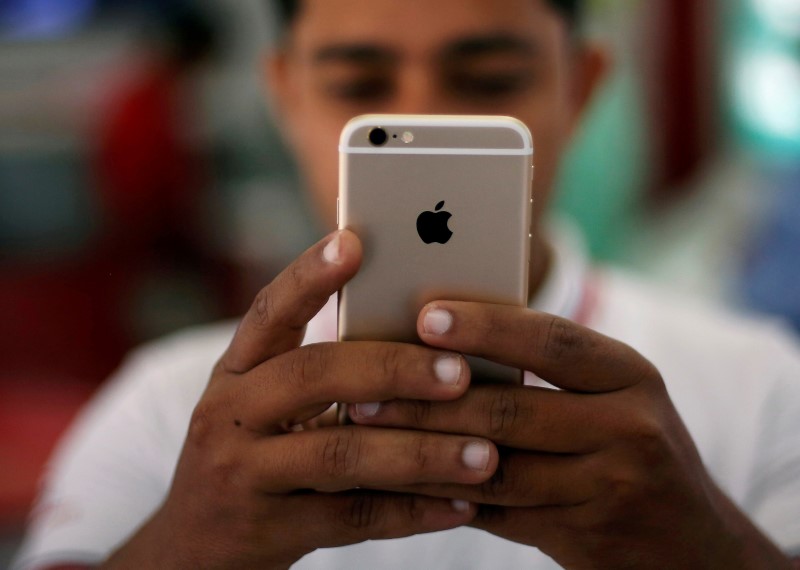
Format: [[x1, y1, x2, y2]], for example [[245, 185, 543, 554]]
[[553, 67, 649, 262], [726, 0, 800, 160]]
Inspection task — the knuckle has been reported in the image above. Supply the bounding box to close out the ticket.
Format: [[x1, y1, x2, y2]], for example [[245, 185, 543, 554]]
[[626, 412, 668, 460], [627, 353, 663, 389], [400, 494, 425, 524], [481, 457, 509, 502], [211, 358, 232, 380], [252, 286, 277, 329], [321, 429, 364, 480], [288, 261, 307, 293], [480, 308, 506, 339], [618, 407, 669, 463], [290, 343, 335, 393], [187, 399, 219, 447], [251, 273, 311, 333], [408, 434, 431, 471], [343, 493, 383, 531], [486, 390, 525, 440], [378, 344, 403, 385], [206, 446, 245, 492], [592, 417, 669, 518], [540, 316, 585, 361], [600, 466, 645, 515], [187, 398, 248, 490], [289, 267, 326, 328], [409, 400, 433, 427], [476, 504, 507, 526], [641, 361, 666, 391]]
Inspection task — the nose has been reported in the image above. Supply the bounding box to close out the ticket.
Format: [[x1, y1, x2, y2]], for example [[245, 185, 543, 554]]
[[388, 63, 448, 115]]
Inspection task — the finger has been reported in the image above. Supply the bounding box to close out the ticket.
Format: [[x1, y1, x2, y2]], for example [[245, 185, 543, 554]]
[[418, 302, 659, 393], [377, 451, 599, 508], [470, 504, 569, 549], [238, 342, 469, 428], [256, 427, 498, 493], [221, 230, 362, 375], [289, 491, 477, 548], [299, 405, 339, 430], [350, 385, 608, 453]]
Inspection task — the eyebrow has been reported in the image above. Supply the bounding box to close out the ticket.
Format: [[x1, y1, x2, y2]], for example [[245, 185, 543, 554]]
[[312, 44, 397, 65], [309, 33, 539, 67], [442, 34, 539, 61]]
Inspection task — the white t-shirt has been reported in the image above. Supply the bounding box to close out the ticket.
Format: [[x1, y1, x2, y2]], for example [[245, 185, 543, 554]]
[[13, 227, 800, 569]]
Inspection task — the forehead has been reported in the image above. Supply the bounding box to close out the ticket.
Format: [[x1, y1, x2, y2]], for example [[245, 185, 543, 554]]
[[291, 0, 566, 55]]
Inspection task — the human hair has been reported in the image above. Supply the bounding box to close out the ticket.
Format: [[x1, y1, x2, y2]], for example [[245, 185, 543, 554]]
[[270, 0, 583, 31], [152, 3, 219, 66]]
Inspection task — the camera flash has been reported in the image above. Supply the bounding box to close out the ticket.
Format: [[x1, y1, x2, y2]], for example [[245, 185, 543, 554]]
[[401, 131, 415, 144]]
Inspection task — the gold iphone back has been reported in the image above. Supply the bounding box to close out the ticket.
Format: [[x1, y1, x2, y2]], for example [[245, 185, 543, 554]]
[[338, 115, 533, 384]]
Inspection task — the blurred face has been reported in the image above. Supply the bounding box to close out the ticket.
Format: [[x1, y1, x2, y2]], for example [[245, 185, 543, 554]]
[[269, 0, 601, 234]]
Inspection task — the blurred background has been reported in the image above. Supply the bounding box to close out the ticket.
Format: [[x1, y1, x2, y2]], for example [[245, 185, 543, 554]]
[[0, 0, 798, 561]]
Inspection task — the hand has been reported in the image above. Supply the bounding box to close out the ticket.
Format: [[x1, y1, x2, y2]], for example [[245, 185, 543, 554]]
[[349, 301, 794, 569], [104, 232, 499, 570]]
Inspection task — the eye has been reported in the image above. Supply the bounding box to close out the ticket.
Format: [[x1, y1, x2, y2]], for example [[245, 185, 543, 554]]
[[447, 71, 536, 99], [323, 77, 393, 102]]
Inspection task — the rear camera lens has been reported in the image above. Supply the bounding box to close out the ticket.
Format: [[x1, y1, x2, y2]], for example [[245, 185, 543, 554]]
[[369, 128, 388, 146]]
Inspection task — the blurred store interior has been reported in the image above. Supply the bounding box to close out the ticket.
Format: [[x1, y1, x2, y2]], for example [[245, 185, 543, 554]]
[[1, 0, 799, 561]]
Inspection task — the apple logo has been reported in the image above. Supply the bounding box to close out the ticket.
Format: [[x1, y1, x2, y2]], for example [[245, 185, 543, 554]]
[[416, 201, 453, 244]]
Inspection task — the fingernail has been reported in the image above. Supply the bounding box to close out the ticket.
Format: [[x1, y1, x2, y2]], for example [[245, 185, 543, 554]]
[[353, 402, 381, 418], [462, 441, 491, 471], [323, 233, 343, 265], [424, 309, 453, 336], [435, 355, 462, 386], [451, 499, 471, 514]]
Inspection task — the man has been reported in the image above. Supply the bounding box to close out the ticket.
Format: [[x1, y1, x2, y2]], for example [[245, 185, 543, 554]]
[[13, 1, 800, 568]]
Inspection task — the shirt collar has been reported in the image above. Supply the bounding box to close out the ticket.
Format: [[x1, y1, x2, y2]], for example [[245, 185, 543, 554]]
[[531, 217, 592, 321]]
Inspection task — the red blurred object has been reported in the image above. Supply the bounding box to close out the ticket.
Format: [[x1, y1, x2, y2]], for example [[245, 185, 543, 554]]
[[0, 261, 130, 384], [0, 57, 227, 531], [0, 260, 129, 529], [95, 60, 201, 249], [0, 378, 96, 530], [0, 4, 231, 533], [641, 0, 718, 202]]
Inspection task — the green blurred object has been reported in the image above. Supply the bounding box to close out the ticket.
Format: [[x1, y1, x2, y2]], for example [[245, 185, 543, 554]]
[[553, 68, 648, 262], [550, 0, 649, 262], [728, 0, 800, 159]]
